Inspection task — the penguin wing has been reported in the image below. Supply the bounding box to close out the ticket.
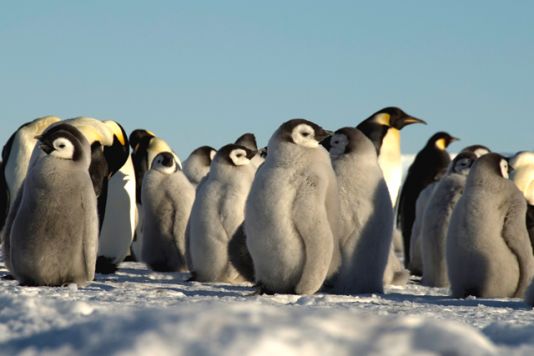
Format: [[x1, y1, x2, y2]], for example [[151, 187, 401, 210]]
[[2, 184, 23, 272], [227, 224, 254, 282], [502, 194, 534, 297], [292, 173, 335, 295]]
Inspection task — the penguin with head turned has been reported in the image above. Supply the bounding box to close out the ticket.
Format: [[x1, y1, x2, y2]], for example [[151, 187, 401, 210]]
[[420, 150, 480, 287], [509, 151, 534, 249], [188, 144, 257, 283], [446, 153, 534, 298], [325, 126, 394, 294], [141, 152, 195, 272], [0, 116, 61, 234], [397, 131, 458, 268], [182, 146, 216, 186], [245, 119, 339, 295], [235, 132, 265, 168], [3, 123, 99, 286]]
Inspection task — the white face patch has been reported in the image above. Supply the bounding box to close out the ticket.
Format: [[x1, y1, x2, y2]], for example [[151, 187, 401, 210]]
[[153, 154, 177, 175], [329, 133, 348, 159], [209, 149, 217, 161], [229, 149, 251, 166], [500, 159, 510, 179], [453, 158, 472, 175], [50, 137, 75, 160], [473, 148, 490, 158], [291, 124, 318, 148]]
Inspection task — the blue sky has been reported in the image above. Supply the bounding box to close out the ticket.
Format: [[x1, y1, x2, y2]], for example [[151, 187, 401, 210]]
[[1, 1, 533, 157]]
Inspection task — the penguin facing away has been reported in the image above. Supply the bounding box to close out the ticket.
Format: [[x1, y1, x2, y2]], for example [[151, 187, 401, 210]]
[[327, 127, 393, 294], [509, 151, 534, 249], [182, 146, 216, 186], [245, 119, 338, 295], [141, 152, 195, 272], [188, 144, 257, 283], [397, 131, 458, 267], [3, 123, 99, 286], [421, 151, 478, 287], [446, 153, 534, 298], [0, 116, 61, 233]]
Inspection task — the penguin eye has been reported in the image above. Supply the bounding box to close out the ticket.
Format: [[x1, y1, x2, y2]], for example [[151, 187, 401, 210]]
[[236, 153, 244, 158], [301, 131, 311, 137]]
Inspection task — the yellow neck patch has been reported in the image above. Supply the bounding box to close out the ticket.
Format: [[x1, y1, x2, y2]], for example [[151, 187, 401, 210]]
[[103, 121, 126, 146], [435, 138, 447, 150], [374, 113, 391, 126]]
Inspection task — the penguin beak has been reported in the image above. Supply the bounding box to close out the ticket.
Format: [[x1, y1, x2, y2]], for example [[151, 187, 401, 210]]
[[397, 116, 427, 129], [315, 129, 333, 142]]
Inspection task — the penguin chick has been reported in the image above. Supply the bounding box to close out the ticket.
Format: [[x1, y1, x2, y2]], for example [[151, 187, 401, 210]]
[[447, 153, 534, 298], [182, 146, 216, 186], [421, 151, 478, 287], [3, 123, 98, 286], [328, 127, 393, 294], [235, 132, 265, 168], [245, 119, 338, 295], [141, 152, 195, 272], [397, 131, 458, 267], [188, 144, 257, 283]]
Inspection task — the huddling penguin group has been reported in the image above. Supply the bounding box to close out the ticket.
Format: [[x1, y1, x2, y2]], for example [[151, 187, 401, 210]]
[[2, 110, 534, 307]]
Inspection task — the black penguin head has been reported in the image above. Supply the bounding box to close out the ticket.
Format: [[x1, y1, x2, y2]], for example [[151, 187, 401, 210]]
[[277, 119, 332, 148], [38, 123, 88, 162], [427, 132, 459, 151], [152, 151, 179, 174], [216, 144, 257, 167], [189, 146, 217, 167], [451, 151, 478, 176], [102, 121, 130, 177], [328, 127, 375, 159], [361, 107, 427, 130], [460, 144, 491, 158], [474, 153, 511, 179], [129, 129, 156, 153], [235, 133, 259, 151]]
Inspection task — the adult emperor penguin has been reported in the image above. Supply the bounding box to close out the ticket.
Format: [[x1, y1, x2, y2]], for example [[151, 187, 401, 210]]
[[326, 127, 393, 294], [446, 153, 534, 298], [188, 144, 257, 283], [141, 152, 195, 272], [3, 123, 99, 286], [0, 116, 61, 233], [509, 151, 534, 249], [421, 151, 478, 287], [397, 131, 458, 267], [182, 146, 216, 186], [245, 119, 339, 295], [356, 107, 426, 206]]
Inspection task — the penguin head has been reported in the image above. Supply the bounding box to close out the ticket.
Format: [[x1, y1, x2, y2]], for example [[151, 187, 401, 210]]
[[129, 129, 156, 153], [473, 153, 511, 180], [275, 119, 331, 149], [451, 151, 478, 176], [151, 151, 179, 174], [362, 107, 427, 130], [102, 120, 130, 177], [215, 144, 257, 167], [38, 123, 90, 164], [188, 146, 217, 167], [235, 133, 259, 152], [460, 145, 491, 158], [328, 127, 376, 160], [509, 151, 534, 170], [428, 132, 459, 151]]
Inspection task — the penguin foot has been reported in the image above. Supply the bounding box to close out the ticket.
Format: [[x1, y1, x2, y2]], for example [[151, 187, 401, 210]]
[[246, 282, 274, 296], [95, 256, 119, 274], [186, 271, 197, 282], [1, 274, 15, 280]]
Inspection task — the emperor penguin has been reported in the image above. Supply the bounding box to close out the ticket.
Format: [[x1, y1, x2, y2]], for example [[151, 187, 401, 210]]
[[129, 130, 180, 260], [141, 152, 195, 272], [182, 146, 216, 186], [235, 132, 265, 168], [446, 153, 534, 298], [421, 151, 478, 287], [0, 116, 61, 233], [509, 151, 534, 249], [356, 107, 426, 206], [326, 127, 393, 294], [3, 123, 99, 286], [245, 119, 339, 295], [397, 131, 458, 267], [188, 144, 257, 283]]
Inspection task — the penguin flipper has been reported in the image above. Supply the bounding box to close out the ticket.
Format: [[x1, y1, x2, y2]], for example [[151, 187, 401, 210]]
[[2, 185, 23, 273], [228, 224, 255, 282]]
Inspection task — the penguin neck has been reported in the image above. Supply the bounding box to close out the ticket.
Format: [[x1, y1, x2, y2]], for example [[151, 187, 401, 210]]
[[378, 128, 401, 167]]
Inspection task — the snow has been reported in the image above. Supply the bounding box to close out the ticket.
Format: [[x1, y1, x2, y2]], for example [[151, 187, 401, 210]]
[[2, 252, 534, 356]]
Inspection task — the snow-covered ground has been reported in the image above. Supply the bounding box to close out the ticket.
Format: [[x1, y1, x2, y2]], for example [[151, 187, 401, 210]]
[[1, 252, 534, 356]]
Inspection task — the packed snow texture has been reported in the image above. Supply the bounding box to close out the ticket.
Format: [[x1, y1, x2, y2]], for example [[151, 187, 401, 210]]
[[1, 252, 534, 356]]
